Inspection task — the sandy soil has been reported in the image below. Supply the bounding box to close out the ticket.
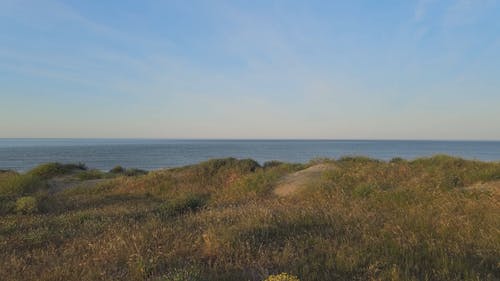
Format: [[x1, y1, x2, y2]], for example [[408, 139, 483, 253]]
[[464, 180, 500, 196], [273, 163, 337, 196], [47, 176, 105, 193]]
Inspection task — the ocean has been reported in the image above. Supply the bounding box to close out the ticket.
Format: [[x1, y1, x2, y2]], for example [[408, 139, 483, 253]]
[[0, 139, 499, 172]]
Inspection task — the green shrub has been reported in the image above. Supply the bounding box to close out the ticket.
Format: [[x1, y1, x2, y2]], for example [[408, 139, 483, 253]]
[[110, 165, 126, 174], [0, 174, 46, 196], [235, 158, 261, 172], [198, 158, 260, 176], [28, 162, 87, 179], [15, 196, 38, 214]]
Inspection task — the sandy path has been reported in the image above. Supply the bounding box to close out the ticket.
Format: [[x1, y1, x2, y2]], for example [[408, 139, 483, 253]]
[[464, 180, 500, 196], [274, 163, 337, 196], [48, 177, 106, 193]]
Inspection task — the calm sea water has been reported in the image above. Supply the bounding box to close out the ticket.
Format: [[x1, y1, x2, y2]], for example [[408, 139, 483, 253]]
[[0, 139, 499, 172]]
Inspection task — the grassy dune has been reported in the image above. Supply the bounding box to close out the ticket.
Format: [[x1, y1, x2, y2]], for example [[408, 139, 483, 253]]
[[0, 156, 499, 281]]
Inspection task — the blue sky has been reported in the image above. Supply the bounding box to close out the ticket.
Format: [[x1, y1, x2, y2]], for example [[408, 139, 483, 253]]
[[1, 0, 499, 139]]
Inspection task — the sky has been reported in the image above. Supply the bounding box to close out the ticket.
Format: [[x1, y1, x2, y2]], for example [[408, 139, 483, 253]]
[[1, 0, 499, 140]]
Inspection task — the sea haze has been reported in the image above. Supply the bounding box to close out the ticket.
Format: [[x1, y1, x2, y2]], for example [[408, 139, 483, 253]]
[[0, 139, 499, 172]]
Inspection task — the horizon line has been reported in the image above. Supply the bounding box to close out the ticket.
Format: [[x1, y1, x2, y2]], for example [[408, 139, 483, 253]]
[[1, 137, 500, 142]]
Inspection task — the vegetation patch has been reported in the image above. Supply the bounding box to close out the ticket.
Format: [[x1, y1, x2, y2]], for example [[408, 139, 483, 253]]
[[0, 173, 46, 196], [109, 165, 148, 177], [156, 193, 208, 218], [0, 156, 499, 280], [28, 162, 87, 179], [76, 169, 107, 180], [109, 165, 126, 174], [15, 196, 38, 214]]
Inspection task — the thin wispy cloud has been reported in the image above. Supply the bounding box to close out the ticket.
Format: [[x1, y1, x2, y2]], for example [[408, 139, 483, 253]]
[[415, 0, 436, 21], [1, 0, 499, 139], [443, 0, 497, 27]]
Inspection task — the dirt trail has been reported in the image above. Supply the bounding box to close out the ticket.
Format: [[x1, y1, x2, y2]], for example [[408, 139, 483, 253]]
[[464, 180, 500, 195], [48, 177, 106, 193], [274, 163, 337, 197]]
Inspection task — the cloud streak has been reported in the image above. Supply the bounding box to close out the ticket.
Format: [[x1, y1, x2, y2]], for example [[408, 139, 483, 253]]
[[1, 0, 499, 139]]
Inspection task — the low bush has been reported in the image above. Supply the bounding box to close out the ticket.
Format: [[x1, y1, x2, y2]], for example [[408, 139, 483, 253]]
[[0, 174, 46, 196], [109, 165, 126, 174], [15, 196, 38, 214], [28, 162, 87, 179], [197, 158, 260, 176]]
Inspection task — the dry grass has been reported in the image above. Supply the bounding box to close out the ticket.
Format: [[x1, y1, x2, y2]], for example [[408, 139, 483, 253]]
[[0, 156, 499, 281]]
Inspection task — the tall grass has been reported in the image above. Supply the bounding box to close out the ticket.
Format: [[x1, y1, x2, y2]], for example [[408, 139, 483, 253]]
[[0, 156, 498, 280], [0, 173, 46, 196]]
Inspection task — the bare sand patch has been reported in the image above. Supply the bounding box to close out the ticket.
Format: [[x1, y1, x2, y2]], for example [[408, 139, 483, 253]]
[[464, 180, 500, 196], [48, 177, 105, 193], [274, 163, 336, 196]]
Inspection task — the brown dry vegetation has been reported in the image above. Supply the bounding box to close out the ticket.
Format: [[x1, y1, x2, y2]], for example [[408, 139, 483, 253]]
[[0, 156, 499, 281]]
